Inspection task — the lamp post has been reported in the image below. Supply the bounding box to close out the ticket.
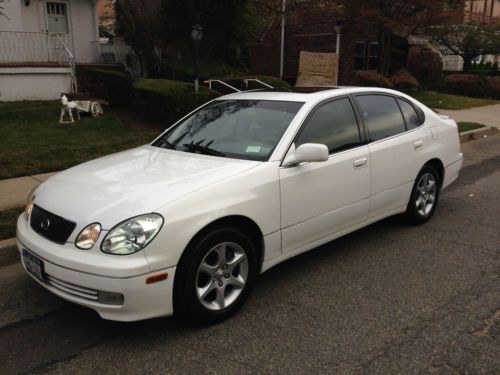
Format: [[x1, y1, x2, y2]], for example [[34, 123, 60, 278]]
[[334, 20, 343, 86], [191, 24, 203, 92]]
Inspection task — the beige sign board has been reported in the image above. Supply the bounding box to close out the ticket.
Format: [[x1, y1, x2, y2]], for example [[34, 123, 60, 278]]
[[295, 51, 339, 87]]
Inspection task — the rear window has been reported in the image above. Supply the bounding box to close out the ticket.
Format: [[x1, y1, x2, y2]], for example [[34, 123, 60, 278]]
[[397, 99, 421, 130]]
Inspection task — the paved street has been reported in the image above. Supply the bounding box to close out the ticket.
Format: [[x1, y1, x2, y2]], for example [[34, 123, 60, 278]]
[[1, 135, 499, 374]]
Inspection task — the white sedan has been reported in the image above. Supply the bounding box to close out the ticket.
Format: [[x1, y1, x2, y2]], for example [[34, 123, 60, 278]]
[[17, 87, 463, 323]]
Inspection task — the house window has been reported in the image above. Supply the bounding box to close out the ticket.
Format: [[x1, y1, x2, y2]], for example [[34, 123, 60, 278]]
[[354, 41, 380, 70]]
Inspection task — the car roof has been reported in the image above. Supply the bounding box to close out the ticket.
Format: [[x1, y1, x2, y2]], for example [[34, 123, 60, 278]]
[[218, 87, 407, 103]]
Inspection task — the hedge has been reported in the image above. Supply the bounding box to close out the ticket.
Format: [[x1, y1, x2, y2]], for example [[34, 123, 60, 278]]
[[443, 74, 500, 100], [352, 70, 393, 88], [77, 69, 293, 126], [132, 79, 221, 124], [389, 69, 419, 92], [77, 68, 134, 107]]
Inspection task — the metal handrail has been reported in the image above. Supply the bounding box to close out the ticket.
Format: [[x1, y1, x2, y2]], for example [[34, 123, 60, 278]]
[[54, 33, 77, 92], [243, 78, 274, 89], [204, 80, 241, 92], [93, 39, 144, 77]]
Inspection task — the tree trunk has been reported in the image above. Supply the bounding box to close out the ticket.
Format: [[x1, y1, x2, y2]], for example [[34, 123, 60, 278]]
[[378, 25, 391, 76], [462, 55, 473, 73]]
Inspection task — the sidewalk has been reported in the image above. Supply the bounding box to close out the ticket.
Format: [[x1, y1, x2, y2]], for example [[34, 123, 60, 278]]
[[0, 172, 57, 210], [438, 103, 500, 129]]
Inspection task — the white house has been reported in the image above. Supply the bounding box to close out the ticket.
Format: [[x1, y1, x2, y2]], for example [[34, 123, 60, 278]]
[[0, 0, 100, 101]]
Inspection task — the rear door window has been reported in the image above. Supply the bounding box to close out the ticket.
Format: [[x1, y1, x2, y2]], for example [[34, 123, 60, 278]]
[[356, 95, 406, 142]]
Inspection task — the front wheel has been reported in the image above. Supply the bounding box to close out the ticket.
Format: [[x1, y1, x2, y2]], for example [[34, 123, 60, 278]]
[[405, 165, 440, 225], [173, 227, 257, 325]]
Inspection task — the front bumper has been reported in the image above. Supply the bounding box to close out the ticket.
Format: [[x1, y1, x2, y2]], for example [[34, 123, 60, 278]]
[[17, 216, 176, 321]]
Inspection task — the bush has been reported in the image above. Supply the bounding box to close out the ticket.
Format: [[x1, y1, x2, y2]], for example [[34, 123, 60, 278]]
[[470, 61, 499, 77], [407, 46, 443, 89], [132, 79, 221, 124], [389, 69, 419, 92], [352, 71, 393, 88], [77, 68, 134, 107], [444, 74, 484, 97], [441, 74, 500, 100], [486, 77, 500, 99]]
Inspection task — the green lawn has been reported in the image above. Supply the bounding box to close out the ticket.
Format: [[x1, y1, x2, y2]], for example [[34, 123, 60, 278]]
[[457, 122, 486, 132], [0, 101, 159, 180], [0, 206, 23, 240], [411, 91, 497, 110]]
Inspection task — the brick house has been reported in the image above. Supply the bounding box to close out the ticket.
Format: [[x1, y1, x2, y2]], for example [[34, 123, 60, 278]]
[[248, 1, 382, 85]]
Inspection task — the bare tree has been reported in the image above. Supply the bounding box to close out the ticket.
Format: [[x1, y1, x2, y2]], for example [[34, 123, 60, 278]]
[[115, 0, 162, 76], [1, 0, 10, 20], [342, 0, 463, 76], [429, 20, 500, 72]]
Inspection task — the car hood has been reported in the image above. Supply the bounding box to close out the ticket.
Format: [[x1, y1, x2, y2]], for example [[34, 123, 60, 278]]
[[34, 146, 260, 229]]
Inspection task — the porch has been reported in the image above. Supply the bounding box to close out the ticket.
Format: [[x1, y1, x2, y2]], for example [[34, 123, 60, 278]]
[[0, 31, 141, 100]]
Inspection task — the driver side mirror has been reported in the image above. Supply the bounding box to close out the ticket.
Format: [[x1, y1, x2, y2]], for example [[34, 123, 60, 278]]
[[282, 143, 329, 167]]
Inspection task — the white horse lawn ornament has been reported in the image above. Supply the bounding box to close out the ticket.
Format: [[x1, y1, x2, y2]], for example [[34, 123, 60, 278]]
[[60, 94, 80, 123]]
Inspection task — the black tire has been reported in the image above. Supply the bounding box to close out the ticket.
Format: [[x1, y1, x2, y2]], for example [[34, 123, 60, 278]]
[[405, 165, 441, 225], [173, 226, 258, 325]]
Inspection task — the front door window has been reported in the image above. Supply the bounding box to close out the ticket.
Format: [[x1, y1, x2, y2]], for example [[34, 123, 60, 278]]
[[46, 2, 69, 34]]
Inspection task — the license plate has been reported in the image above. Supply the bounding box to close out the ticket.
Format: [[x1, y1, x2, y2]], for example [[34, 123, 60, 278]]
[[22, 249, 44, 282]]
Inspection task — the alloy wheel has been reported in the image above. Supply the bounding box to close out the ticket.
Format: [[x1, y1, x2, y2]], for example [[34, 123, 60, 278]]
[[415, 172, 437, 217], [196, 242, 249, 311]]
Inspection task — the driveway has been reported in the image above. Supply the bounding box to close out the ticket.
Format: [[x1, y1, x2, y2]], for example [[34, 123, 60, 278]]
[[0, 135, 499, 374], [439, 103, 500, 129]]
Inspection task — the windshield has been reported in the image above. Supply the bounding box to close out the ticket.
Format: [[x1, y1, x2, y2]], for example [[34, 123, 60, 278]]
[[152, 100, 304, 161]]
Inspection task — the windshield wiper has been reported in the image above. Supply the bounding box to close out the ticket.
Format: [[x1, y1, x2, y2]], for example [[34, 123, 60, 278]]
[[182, 143, 226, 157], [153, 138, 177, 150]]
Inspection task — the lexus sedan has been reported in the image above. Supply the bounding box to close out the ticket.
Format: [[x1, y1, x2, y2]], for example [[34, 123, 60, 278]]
[[17, 87, 463, 323]]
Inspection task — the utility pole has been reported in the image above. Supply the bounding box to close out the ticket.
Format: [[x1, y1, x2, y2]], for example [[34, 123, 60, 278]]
[[280, 0, 286, 79]]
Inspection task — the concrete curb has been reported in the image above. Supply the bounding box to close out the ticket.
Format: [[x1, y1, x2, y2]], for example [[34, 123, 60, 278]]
[[0, 238, 19, 267], [459, 126, 498, 143]]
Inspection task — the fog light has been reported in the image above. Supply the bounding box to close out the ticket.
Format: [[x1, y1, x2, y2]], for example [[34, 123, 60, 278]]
[[98, 291, 124, 305]]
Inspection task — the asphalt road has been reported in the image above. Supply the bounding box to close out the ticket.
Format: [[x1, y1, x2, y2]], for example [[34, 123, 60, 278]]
[[1, 135, 499, 374]]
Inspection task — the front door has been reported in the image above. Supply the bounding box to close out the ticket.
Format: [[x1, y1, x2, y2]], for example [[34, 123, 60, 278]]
[[46, 2, 69, 34], [279, 97, 371, 254]]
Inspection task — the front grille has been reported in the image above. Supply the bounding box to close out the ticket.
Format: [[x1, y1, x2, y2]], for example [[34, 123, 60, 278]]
[[30, 204, 76, 244]]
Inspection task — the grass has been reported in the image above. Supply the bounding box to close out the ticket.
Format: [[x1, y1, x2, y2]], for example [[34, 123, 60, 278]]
[[411, 91, 498, 110], [0, 206, 23, 240], [457, 122, 486, 132], [0, 101, 159, 180]]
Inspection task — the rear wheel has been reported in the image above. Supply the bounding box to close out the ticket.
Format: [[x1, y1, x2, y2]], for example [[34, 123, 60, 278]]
[[405, 165, 440, 225], [173, 226, 257, 325]]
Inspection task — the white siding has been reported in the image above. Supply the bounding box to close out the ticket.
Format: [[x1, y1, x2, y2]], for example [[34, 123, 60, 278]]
[[0, 67, 72, 101]]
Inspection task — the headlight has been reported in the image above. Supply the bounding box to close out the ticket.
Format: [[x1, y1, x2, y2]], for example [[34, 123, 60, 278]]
[[101, 214, 163, 255], [25, 193, 35, 221], [75, 223, 102, 250]]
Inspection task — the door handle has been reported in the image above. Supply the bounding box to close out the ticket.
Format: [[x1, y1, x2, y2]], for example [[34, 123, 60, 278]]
[[353, 158, 368, 168], [414, 141, 424, 150]]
